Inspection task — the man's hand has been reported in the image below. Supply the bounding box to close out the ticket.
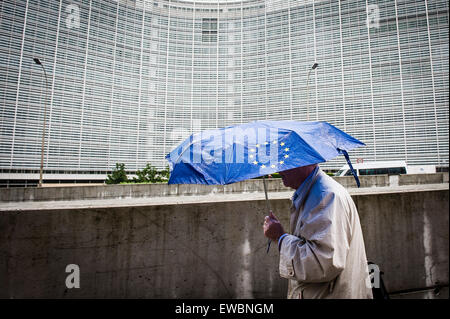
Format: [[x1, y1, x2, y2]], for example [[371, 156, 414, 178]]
[[263, 211, 286, 241]]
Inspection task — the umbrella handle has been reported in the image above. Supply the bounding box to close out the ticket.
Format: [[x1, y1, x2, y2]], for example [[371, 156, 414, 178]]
[[262, 176, 272, 254], [262, 175, 271, 211], [266, 239, 272, 254]]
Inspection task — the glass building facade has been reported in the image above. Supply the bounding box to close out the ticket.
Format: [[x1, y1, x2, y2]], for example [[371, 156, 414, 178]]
[[0, 0, 448, 185]]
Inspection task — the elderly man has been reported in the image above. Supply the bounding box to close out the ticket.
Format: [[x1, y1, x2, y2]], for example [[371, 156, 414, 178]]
[[263, 164, 373, 299]]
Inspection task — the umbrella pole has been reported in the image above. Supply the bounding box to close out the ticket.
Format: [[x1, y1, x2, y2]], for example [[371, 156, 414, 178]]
[[262, 175, 271, 212], [262, 176, 272, 254]]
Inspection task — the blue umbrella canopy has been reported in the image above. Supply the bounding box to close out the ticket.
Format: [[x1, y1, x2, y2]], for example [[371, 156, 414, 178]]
[[166, 120, 364, 186]]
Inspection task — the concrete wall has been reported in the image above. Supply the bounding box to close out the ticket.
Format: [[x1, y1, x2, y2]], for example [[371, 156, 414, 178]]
[[0, 178, 288, 202], [399, 173, 448, 186], [0, 172, 448, 202], [355, 190, 449, 295], [0, 187, 448, 298]]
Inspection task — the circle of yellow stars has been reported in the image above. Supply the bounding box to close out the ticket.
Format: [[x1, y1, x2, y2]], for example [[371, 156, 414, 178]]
[[248, 140, 289, 169]]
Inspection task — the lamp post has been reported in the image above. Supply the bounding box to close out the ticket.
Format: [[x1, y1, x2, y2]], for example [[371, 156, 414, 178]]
[[33, 57, 49, 188], [306, 62, 318, 121]]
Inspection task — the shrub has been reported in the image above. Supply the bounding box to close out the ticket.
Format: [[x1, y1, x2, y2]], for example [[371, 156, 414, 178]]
[[106, 163, 128, 184]]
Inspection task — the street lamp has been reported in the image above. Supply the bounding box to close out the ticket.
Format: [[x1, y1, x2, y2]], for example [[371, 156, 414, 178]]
[[306, 62, 318, 121], [33, 57, 49, 188]]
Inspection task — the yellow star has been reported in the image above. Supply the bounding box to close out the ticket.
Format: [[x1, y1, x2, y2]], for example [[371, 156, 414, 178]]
[[256, 144, 260, 148], [284, 147, 289, 152], [249, 154, 254, 159], [272, 140, 278, 144], [284, 154, 289, 158], [264, 142, 269, 145], [261, 164, 266, 168], [250, 148, 255, 152], [280, 142, 285, 146], [253, 160, 258, 165], [279, 160, 284, 164], [271, 164, 276, 168]]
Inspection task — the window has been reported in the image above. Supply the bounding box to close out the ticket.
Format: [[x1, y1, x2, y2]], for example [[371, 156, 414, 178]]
[[202, 18, 217, 43], [359, 167, 406, 176], [388, 167, 407, 175]]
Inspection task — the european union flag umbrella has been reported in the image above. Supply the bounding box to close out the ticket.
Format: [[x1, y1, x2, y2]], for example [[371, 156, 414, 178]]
[[166, 120, 364, 187]]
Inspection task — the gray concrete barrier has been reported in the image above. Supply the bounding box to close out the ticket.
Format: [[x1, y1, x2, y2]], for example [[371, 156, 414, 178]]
[[0, 173, 448, 203], [0, 186, 448, 298], [399, 173, 447, 186], [0, 179, 287, 203]]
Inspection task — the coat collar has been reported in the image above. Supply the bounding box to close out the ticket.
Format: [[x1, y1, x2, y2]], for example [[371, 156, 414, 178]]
[[291, 165, 320, 211]]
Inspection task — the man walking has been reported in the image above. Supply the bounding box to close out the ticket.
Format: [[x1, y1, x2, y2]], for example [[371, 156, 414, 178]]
[[263, 164, 373, 299]]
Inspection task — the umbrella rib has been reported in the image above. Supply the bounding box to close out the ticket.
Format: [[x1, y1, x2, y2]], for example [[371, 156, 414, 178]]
[[169, 138, 196, 164]]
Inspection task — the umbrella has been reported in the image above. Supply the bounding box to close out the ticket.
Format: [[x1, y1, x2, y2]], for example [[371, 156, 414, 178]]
[[166, 120, 364, 251], [166, 120, 363, 186]]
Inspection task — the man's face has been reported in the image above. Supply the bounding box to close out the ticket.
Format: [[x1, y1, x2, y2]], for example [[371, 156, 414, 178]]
[[279, 167, 299, 189], [279, 164, 317, 189]]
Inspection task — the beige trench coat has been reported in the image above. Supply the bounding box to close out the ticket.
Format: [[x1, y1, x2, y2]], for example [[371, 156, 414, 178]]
[[279, 168, 373, 299]]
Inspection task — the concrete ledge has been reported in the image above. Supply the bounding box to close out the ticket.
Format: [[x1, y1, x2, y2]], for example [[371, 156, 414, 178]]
[[0, 183, 448, 212], [399, 173, 447, 186], [0, 179, 288, 203], [336, 175, 389, 188], [1, 173, 448, 203]]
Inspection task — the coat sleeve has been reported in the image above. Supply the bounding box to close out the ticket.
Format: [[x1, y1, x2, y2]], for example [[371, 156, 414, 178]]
[[279, 190, 352, 283]]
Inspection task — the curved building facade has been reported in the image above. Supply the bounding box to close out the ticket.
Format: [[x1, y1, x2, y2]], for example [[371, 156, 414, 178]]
[[0, 0, 448, 185]]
